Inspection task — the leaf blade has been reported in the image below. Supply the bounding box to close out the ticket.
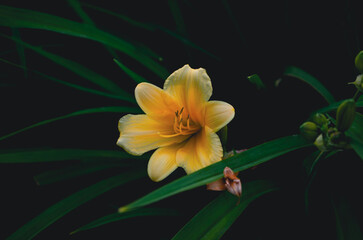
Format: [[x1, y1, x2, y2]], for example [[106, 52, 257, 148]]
[[0, 5, 169, 79], [6, 170, 146, 240], [120, 135, 311, 212], [0, 148, 144, 163], [72, 207, 179, 234], [0, 106, 141, 141], [172, 180, 279, 240], [284, 66, 335, 104]]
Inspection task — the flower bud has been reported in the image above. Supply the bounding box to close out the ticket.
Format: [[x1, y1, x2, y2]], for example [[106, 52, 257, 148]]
[[314, 134, 327, 151], [355, 51, 363, 73], [350, 74, 363, 92], [300, 121, 319, 141], [336, 99, 356, 132], [311, 113, 328, 127]]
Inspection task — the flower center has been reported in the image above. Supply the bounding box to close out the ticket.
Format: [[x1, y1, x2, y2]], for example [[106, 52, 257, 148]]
[[159, 107, 200, 138]]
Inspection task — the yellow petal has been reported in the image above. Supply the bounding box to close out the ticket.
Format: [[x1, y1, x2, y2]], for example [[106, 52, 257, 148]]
[[135, 82, 179, 123], [117, 114, 188, 156], [176, 127, 223, 174], [204, 101, 235, 132], [147, 143, 183, 182], [163, 64, 212, 125]]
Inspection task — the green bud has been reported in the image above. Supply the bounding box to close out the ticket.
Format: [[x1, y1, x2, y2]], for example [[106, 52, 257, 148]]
[[355, 51, 363, 73], [311, 113, 328, 127], [350, 74, 363, 92], [314, 134, 327, 151], [300, 121, 319, 141], [336, 99, 356, 132]]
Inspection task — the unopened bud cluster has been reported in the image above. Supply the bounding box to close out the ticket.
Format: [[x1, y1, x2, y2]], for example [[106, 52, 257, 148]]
[[300, 100, 356, 151], [352, 51, 363, 93]]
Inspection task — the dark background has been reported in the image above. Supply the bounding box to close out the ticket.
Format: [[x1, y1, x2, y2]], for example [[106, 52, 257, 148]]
[[1, 0, 362, 239]]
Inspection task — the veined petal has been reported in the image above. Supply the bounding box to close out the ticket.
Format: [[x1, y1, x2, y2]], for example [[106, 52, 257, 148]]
[[176, 127, 223, 174], [147, 143, 183, 182], [205, 101, 235, 132], [163, 64, 212, 125], [135, 82, 179, 122], [117, 114, 188, 156]]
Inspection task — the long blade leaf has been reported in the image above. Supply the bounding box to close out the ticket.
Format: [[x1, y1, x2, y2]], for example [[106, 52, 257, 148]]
[[2, 34, 134, 101], [172, 180, 278, 240], [72, 207, 179, 234], [0, 5, 169, 79], [6, 170, 146, 240], [0, 148, 144, 163], [0, 57, 134, 100], [284, 66, 335, 104], [0, 106, 141, 141], [120, 135, 311, 212], [346, 112, 363, 160]]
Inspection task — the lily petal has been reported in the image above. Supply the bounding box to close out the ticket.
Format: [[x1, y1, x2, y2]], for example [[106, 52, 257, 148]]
[[147, 143, 183, 182], [117, 114, 188, 156], [135, 82, 179, 123], [163, 64, 212, 125], [205, 101, 235, 132], [176, 127, 223, 174]]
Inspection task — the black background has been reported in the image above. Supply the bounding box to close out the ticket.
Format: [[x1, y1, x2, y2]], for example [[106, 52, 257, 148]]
[[1, 0, 363, 239]]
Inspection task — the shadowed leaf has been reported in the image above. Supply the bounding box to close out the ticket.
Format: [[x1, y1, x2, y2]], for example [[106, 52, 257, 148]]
[[0, 5, 169, 79], [284, 66, 335, 104], [0, 106, 141, 141], [6, 170, 146, 240], [172, 180, 278, 240], [119, 135, 311, 212]]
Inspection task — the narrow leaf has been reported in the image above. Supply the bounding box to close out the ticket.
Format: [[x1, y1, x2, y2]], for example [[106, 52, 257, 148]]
[[113, 58, 148, 83], [82, 2, 219, 60], [34, 162, 133, 185], [313, 98, 363, 115], [346, 112, 363, 160], [0, 148, 144, 163], [0, 57, 134, 100], [0, 5, 169, 79], [72, 207, 179, 234], [172, 180, 278, 240], [11, 28, 27, 78], [0, 106, 141, 141], [119, 135, 311, 212], [6, 170, 146, 240], [2, 34, 134, 101], [331, 193, 363, 240], [284, 66, 335, 104], [247, 74, 265, 90]]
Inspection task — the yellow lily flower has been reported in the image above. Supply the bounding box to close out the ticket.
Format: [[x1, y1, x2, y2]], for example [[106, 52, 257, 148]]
[[117, 64, 235, 181]]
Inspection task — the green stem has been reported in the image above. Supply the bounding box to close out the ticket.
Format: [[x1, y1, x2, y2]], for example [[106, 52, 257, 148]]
[[352, 89, 361, 102]]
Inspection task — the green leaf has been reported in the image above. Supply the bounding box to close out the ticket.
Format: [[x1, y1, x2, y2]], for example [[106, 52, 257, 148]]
[[0, 148, 144, 163], [119, 135, 311, 212], [72, 207, 179, 234], [331, 193, 363, 240], [284, 66, 335, 104], [0, 106, 141, 141], [172, 180, 278, 240], [0, 57, 133, 100], [11, 28, 27, 78], [346, 112, 363, 160], [6, 170, 146, 240], [82, 2, 220, 60], [0, 5, 169, 79], [313, 98, 363, 115], [247, 74, 265, 90], [34, 161, 135, 185], [113, 58, 148, 84], [1, 34, 134, 101]]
